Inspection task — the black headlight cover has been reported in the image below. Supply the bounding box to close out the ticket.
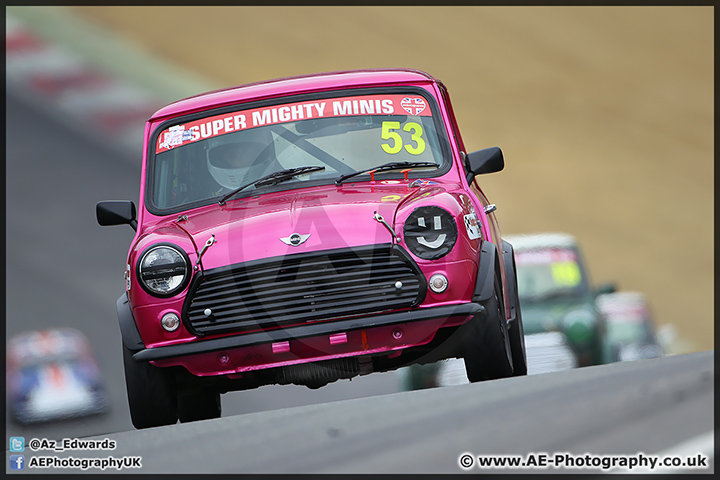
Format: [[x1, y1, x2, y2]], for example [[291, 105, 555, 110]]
[[403, 206, 458, 260]]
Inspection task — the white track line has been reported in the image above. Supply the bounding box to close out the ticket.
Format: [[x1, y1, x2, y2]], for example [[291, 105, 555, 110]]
[[5, 13, 163, 157]]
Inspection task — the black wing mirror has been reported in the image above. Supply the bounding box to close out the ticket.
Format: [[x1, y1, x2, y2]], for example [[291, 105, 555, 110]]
[[465, 147, 504, 183], [595, 282, 617, 296], [97, 201, 137, 231]]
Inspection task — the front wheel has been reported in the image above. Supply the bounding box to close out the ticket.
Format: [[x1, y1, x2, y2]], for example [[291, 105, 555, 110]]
[[462, 276, 514, 382], [122, 344, 178, 429], [508, 311, 528, 376]]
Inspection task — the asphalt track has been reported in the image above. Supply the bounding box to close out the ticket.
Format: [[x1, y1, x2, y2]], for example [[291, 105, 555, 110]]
[[11, 351, 716, 474], [2, 27, 436, 450], [4, 7, 715, 475]]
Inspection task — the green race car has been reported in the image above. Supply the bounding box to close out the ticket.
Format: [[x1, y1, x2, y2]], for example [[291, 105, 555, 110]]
[[505, 233, 616, 367], [398, 232, 616, 389]]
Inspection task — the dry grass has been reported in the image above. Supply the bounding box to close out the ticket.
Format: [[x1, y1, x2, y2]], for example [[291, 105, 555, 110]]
[[71, 6, 713, 352]]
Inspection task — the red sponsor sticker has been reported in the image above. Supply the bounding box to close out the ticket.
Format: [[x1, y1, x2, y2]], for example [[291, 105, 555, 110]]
[[155, 94, 432, 154]]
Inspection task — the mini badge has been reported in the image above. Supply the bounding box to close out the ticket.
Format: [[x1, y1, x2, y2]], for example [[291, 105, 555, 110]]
[[280, 233, 310, 246]]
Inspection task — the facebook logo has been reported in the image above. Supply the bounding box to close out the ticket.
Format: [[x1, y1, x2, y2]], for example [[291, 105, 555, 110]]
[[9, 437, 25, 452], [9, 455, 25, 470]]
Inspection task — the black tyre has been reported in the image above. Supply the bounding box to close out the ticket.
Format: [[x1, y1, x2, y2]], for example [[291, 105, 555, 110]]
[[507, 259, 528, 376], [463, 276, 514, 382], [508, 304, 528, 376], [177, 389, 222, 423], [122, 344, 178, 429]]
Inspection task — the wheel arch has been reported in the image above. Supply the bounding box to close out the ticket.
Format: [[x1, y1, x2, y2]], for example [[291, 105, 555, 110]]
[[117, 293, 145, 351], [472, 240, 502, 303], [501, 239, 519, 324]]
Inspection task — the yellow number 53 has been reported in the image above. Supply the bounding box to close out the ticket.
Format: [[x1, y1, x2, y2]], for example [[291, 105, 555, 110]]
[[381, 121, 426, 155]]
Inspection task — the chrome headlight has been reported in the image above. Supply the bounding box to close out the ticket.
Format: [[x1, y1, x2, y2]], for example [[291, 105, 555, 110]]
[[403, 206, 458, 260], [137, 244, 190, 297]]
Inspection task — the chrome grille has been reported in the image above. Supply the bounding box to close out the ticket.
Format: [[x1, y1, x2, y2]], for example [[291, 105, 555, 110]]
[[183, 244, 426, 335]]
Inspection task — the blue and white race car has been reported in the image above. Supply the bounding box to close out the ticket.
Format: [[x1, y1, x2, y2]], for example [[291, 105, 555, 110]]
[[6, 328, 108, 424]]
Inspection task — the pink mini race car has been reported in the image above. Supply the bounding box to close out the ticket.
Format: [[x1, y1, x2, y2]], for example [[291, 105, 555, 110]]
[[97, 68, 526, 429]]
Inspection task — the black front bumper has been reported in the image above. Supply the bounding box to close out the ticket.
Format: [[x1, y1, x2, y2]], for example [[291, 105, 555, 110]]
[[132, 302, 482, 362]]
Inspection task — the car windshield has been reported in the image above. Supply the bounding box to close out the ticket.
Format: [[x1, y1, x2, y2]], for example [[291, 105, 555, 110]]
[[602, 305, 653, 344], [149, 90, 448, 212], [514, 248, 589, 302], [606, 321, 652, 344]]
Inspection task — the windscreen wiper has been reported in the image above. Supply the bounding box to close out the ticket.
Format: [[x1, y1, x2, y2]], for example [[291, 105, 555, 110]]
[[334, 161, 438, 185], [218, 166, 325, 205]]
